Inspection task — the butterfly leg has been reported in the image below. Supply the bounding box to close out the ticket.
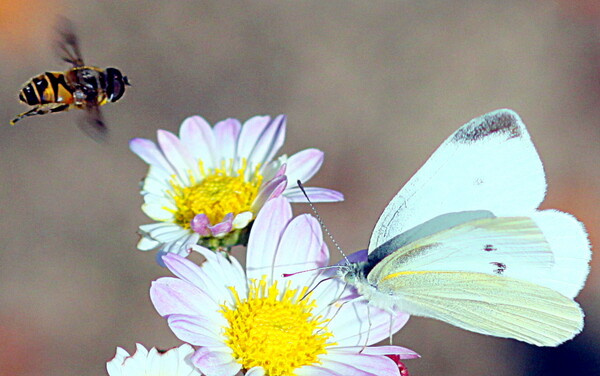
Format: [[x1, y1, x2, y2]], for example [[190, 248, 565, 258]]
[[359, 304, 372, 353], [388, 311, 395, 345]]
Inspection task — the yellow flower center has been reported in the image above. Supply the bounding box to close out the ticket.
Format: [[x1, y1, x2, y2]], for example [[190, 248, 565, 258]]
[[168, 160, 262, 228], [221, 277, 334, 376]]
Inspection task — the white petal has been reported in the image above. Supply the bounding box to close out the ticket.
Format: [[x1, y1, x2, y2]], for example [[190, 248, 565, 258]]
[[142, 202, 175, 221], [137, 235, 160, 251], [245, 367, 266, 376], [232, 211, 253, 229]]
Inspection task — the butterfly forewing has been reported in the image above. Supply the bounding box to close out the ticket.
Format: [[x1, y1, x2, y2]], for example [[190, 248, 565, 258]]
[[368, 109, 546, 253]]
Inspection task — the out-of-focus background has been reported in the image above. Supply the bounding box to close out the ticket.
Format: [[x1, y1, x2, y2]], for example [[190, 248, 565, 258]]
[[0, 1, 598, 375]]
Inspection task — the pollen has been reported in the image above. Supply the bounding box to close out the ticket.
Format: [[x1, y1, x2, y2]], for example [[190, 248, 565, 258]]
[[168, 160, 262, 229], [221, 277, 334, 375]]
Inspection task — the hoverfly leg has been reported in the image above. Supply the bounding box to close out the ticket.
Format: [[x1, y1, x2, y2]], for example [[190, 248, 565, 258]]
[[10, 103, 69, 125]]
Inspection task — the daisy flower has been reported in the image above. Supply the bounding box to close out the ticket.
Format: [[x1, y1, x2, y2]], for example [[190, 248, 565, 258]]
[[150, 197, 419, 376], [130, 115, 343, 259], [106, 343, 200, 376]]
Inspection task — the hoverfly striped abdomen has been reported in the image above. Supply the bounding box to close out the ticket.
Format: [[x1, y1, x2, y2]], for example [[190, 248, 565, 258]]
[[18, 72, 73, 106]]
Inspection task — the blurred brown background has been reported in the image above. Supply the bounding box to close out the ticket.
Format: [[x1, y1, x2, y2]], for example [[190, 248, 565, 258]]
[[0, 1, 598, 375]]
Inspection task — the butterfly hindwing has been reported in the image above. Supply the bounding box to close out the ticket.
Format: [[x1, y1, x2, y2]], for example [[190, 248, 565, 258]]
[[375, 271, 583, 346], [367, 216, 554, 285]]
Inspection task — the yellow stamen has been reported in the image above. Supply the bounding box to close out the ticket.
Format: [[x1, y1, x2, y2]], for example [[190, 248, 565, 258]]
[[221, 277, 335, 375], [168, 160, 262, 229]]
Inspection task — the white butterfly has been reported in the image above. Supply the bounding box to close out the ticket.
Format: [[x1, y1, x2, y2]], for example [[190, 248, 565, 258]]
[[338, 109, 591, 346]]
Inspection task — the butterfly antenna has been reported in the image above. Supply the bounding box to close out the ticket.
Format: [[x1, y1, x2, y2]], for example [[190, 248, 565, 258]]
[[297, 180, 350, 264]]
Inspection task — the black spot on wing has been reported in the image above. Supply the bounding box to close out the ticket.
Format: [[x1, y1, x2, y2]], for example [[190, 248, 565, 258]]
[[490, 261, 506, 274], [452, 110, 523, 144], [483, 244, 496, 252]]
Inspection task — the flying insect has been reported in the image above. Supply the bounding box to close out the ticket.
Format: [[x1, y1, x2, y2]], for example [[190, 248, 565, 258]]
[[10, 20, 130, 141]]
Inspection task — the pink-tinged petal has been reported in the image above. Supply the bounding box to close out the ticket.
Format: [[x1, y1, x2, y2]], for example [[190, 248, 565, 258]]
[[387, 355, 411, 376], [246, 197, 292, 281], [315, 351, 401, 376], [274, 163, 286, 177], [157, 130, 197, 183], [188, 246, 248, 300], [150, 277, 222, 321], [162, 253, 210, 291], [167, 314, 224, 347], [285, 148, 324, 184], [179, 116, 217, 169], [191, 347, 241, 376], [129, 138, 174, 174], [273, 214, 328, 287], [295, 365, 342, 376], [284, 187, 344, 203], [339, 345, 420, 360], [214, 118, 241, 162], [259, 159, 286, 181], [329, 299, 410, 346], [252, 175, 288, 211], [191, 214, 211, 236], [305, 278, 348, 319], [208, 213, 234, 237], [236, 115, 272, 159], [246, 115, 286, 167]]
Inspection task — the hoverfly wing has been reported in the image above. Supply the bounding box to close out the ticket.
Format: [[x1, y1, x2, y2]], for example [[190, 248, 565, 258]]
[[78, 105, 108, 143], [55, 17, 84, 67]]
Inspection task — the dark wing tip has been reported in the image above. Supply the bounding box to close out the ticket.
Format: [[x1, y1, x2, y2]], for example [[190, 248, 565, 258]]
[[452, 109, 524, 144]]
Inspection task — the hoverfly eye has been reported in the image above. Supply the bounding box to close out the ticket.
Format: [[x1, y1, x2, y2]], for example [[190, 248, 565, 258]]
[[111, 81, 122, 101], [105, 67, 127, 102]]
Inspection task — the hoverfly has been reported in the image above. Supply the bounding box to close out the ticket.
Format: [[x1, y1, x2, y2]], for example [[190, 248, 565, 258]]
[[10, 19, 130, 141]]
